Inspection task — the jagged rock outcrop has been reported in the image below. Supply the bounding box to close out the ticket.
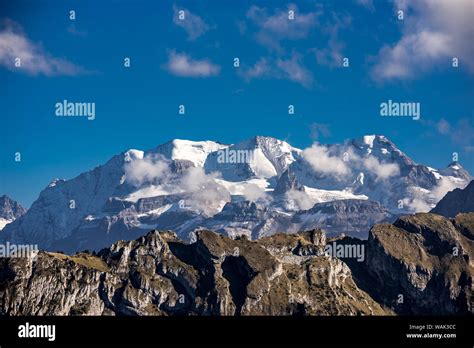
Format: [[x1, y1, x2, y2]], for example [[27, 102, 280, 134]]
[[0, 196, 26, 231], [273, 169, 305, 196], [0, 196, 26, 221], [365, 213, 473, 315], [1, 213, 472, 316], [0, 229, 388, 316], [431, 180, 474, 217]]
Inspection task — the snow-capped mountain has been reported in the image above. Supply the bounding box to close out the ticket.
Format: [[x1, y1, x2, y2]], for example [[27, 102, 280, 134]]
[[0, 195, 26, 231], [1, 135, 471, 252], [204, 136, 300, 181]]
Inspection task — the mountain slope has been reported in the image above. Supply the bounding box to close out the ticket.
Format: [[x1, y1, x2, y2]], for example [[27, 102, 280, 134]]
[[2, 213, 472, 315], [431, 180, 474, 217], [364, 213, 474, 314], [0, 228, 389, 315], [292, 199, 397, 237], [1, 135, 470, 252]]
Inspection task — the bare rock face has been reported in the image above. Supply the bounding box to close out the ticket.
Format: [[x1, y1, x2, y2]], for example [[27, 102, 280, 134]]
[[365, 213, 473, 315], [0, 196, 26, 221], [2, 214, 471, 316], [0, 229, 387, 316], [431, 180, 474, 217]]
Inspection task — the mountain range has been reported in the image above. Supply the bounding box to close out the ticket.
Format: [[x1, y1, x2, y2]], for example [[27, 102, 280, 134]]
[[0, 135, 471, 253], [1, 212, 472, 315]]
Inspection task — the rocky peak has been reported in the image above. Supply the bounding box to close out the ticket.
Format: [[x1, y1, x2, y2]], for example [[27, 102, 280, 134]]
[[0, 195, 26, 221], [273, 169, 305, 195], [0, 228, 388, 316], [365, 212, 473, 314]]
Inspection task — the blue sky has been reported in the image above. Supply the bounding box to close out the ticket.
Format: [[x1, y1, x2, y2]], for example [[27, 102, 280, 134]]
[[1, 0, 473, 207]]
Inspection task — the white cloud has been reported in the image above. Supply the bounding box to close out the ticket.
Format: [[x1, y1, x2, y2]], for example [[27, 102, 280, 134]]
[[240, 53, 313, 88], [240, 58, 271, 81], [172, 6, 210, 41], [431, 177, 464, 201], [242, 183, 269, 202], [286, 189, 314, 210], [246, 4, 319, 51], [301, 142, 400, 182], [372, 0, 474, 81], [403, 197, 432, 213], [124, 156, 230, 216], [314, 37, 345, 68], [314, 12, 351, 68], [180, 167, 230, 216], [429, 118, 474, 152], [437, 118, 451, 135], [302, 143, 351, 176], [362, 156, 400, 180], [309, 123, 331, 141], [356, 0, 375, 12], [404, 177, 467, 213], [164, 51, 220, 77], [276, 53, 313, 87], [124, 154, 171, 186], [0, 19, 85, 76]]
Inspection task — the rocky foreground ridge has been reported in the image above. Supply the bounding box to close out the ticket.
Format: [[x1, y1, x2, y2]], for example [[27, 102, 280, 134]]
[[0, 213, 472, 316]]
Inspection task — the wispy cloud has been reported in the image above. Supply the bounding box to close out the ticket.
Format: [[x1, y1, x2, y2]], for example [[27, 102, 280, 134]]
[[173, 6, 210, 41], [314, 37, 345, 68], [355, 0, 375, 12], [309, 123, 331, 141], [240, 53, 313, 88], [371, 0, 474, 81], [164, 51, 220, 78], [67, 23, 87, 37], [245, 4, 320, 51], [276, 53, 313, 87], [362, 156, 400, 180], [313, 12, 351, 68], [434, 118, 474, 152], [240, 57, 271, 81], [0, 19, 86, 76]]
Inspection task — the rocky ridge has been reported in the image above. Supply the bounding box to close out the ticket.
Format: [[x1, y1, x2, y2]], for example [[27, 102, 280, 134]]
[[0, 212, 472, 316]]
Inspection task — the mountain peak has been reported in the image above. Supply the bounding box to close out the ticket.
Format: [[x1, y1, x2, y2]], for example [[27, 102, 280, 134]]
[[0, 195, 27, 228], [152, 139, 228, 167], [349, 134, 401, 158], [447, 161, 463, 169]]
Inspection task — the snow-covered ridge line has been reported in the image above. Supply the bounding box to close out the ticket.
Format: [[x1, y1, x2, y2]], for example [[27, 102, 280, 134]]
[[0, 135, 470, 252]]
